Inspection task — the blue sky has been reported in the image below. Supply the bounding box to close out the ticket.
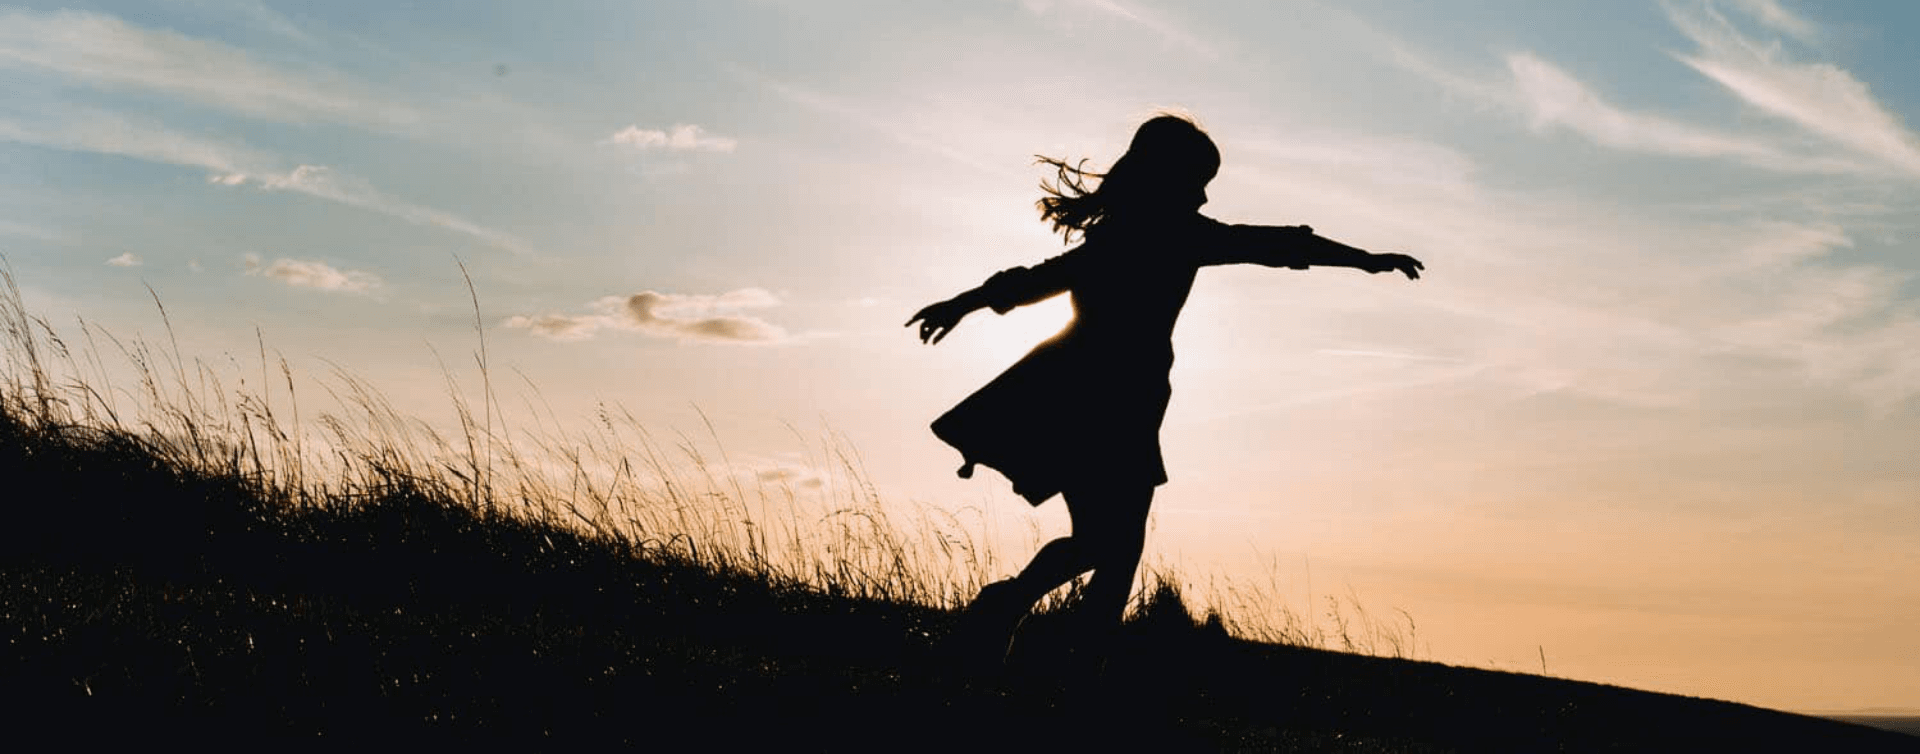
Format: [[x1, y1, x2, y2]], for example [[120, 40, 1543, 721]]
[[3, 0, 1918, 712]]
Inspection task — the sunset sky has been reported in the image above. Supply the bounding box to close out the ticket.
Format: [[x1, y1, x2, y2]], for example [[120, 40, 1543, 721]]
[[4, 0, 1917, 713]]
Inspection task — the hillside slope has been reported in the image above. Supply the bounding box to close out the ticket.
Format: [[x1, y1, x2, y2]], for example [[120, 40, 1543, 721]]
[[2, 406, 1914, 752]]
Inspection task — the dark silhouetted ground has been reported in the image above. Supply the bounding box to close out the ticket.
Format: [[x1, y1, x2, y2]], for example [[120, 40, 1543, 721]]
[[3, 403, 1914, 752]]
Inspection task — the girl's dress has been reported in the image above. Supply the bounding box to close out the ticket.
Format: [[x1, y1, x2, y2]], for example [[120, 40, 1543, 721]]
[[933, 214, 1313, 505]]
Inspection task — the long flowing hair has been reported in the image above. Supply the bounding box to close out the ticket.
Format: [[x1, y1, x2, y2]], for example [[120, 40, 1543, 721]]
[[1034, 157, 1105, 243], [1035, 114, 1221, 243]]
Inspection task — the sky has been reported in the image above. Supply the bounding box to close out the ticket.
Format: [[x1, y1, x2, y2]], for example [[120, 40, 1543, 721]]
[[2, 0, 1917, 714]]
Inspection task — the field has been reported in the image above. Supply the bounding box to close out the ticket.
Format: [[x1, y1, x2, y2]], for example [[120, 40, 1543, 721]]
[[2, 269, 1914, 750]]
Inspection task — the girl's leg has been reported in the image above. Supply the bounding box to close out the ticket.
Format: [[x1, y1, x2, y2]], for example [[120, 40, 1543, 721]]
[[1001, 535, 1095, 604], [960, 529, 1093, 647], [964, 484, 1153, 624], [1068, 483, 1154, 625]]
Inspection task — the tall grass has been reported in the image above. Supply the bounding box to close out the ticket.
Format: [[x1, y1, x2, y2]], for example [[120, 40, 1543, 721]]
[[0, 265, 1006, 603], [0, 262, 1412, 655]]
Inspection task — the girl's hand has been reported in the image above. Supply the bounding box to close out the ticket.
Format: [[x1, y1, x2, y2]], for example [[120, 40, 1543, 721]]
[[1369, 253, 1424, 280], [906, 299, 967, 344]]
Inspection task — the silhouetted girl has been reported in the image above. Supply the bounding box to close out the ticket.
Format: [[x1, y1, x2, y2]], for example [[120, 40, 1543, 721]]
[[908, 114, 1422, 648]]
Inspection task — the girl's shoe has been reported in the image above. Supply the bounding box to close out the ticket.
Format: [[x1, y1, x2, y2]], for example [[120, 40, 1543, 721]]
[[951, 579, 1031, 664]]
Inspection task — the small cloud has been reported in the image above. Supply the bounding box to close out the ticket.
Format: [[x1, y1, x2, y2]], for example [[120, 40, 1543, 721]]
[[501, 313, 603, 342], [105, 252, 140, 267], [602, 124, 737, 152], [208, 172, 248, 185], [243, 253, 380, 293], [622, 289, 783, 342], [506, 287, 789, 344], [754, 465, 825, 490]]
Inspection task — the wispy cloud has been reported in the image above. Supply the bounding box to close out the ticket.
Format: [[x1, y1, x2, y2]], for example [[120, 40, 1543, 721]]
[[244, 165, 533, 256], [505, 288, 790, 345], [165, 0, 318, 46], [105, 252, 141, 267], [0, 108, 275, 176], [1504, 52, 1850, 172], [0, 8, 415, 128], [1385, 41, 1878, 176], [1693, 223, 1920, 410], [1205, 98, 1920, 415], [1664, 0, 1920, 176], [0, 108, 530, 256], [1316, 348, 1466, 363], [735, 67, 1008, 176], [1725, 0, 1818, 44], [602, 124, 737, 153], [1469, 217, 1920, 410], [0, 219, 67, 244], [1218, 10, 1920, 413], [243, 253, 380, 293], [1018, 0, 1216, 59], [1237, 131, 1480, 193], [1370, 2, 1913, 179]]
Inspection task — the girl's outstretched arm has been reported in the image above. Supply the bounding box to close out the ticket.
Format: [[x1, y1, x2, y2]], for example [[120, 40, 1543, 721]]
[[1205, 222, 1423, 279], [1298, 233, 1423, 278], [906, 288, 990, 344], [907, 246, 1088, 344]]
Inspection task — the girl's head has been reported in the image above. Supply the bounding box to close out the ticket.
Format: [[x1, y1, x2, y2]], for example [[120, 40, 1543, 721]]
[[1037, 114, 1220, 242]]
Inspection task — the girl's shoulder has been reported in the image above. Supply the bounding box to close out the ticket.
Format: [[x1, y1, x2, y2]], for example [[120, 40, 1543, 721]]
[[1092, 212, 1220, 238]]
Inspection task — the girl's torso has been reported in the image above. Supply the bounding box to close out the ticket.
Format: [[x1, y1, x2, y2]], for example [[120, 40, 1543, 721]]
[[1048, 214, 1213, 366]]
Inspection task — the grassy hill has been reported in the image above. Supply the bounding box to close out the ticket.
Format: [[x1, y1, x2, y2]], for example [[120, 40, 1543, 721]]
[[4, 400, 1916, 751], [0, 271, 1912, 751]]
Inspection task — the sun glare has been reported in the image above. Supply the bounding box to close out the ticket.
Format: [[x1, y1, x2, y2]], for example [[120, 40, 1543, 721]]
[[962, 295, 1075, 366]]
